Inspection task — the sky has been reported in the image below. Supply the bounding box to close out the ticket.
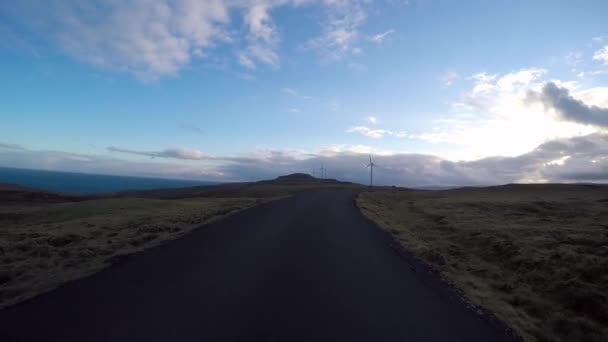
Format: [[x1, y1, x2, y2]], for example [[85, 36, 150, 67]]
[[1, 0, 608, 186]]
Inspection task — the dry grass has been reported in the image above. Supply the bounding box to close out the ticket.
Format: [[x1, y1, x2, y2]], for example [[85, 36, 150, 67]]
[[0, 197, 262, 309], [357, 184, 608, 342], [0, 174, 362, 310]]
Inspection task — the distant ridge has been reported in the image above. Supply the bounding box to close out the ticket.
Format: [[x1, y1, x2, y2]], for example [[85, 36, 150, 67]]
[[274, 173, 316, 181], [0, 183, 82, 203], [258, 173, 353, 186], [0, 173, 361, 202]]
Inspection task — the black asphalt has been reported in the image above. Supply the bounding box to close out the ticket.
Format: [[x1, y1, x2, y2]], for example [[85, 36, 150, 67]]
[[0, 189, 515, 341]]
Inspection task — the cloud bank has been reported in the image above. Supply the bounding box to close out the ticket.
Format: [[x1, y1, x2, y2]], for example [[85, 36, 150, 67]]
[[3, 133, 608, 186]]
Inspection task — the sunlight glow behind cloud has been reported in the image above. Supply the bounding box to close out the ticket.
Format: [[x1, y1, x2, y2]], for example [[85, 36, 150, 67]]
[[409, 68, 599, 160]]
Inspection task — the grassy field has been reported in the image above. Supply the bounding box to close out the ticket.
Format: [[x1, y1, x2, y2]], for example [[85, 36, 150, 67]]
[[0, 173, 363, 309], [358, 184, 608, 342], [0, 196, 262, 309]]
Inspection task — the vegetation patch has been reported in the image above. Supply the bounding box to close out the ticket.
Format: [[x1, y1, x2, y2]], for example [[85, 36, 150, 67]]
[[0, 197, 261, 308], [0, 174, 363, 309], [357, 184, 608, 342]]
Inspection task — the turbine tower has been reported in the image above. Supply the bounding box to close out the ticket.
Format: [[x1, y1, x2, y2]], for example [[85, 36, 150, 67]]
[[367, 155, 376, 186], [320, 163, 325, 179]]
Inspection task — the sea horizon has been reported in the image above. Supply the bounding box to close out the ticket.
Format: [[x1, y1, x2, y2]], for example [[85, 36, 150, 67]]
[[0, 166, 217, 194]]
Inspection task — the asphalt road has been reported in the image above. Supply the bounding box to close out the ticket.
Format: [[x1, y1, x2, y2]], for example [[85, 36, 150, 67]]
[[0, 189, 515, 341]]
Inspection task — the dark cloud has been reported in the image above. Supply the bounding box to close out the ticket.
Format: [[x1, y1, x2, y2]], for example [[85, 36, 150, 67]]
[[529, 82, 608, 127], [534, 134, 608, 182], [107, 146, 210, 160], [0, 143, 24, 150]]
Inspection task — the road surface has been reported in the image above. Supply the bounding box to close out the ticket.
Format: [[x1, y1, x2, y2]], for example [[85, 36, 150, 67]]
[[0, 189, 516, 341]]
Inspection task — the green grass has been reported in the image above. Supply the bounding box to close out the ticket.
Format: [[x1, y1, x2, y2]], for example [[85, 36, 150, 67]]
[[357, 185, 608, 342], [0, 197, 262, 308]]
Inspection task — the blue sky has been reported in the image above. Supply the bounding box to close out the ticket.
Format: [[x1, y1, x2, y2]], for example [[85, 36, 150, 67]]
[[1, 0, 608, 186]]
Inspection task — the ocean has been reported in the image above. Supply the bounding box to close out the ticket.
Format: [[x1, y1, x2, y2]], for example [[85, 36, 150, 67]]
[[0, 167, 217, 194]]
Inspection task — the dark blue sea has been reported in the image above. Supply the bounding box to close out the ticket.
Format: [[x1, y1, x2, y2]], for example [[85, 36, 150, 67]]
[[0, 167, 217, 194]]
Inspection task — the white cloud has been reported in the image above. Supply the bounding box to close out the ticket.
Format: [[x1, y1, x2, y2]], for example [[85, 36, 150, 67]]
[[304, 0, 367, 61], [470, 72, 498, 95], [319, 144, 394, 156], [244, 3, 276, 43], [39, 0, 232, 81], [5, 0, 378, 79], [238, 3, 281, 69], [370, 29, 395, 43], [237, 52, 256, 69], [467, 68, 546, 99], [441, 71, 459, 87], [593, 46, 608, 64], [367, 116, 377, 124], [242, 43, 280, 68], [576, 69, 608, 78], [347, 126, 392, 138], [495, 68, 546, 93], [346, 125, 409, 139], [546, 155, 570, 166]]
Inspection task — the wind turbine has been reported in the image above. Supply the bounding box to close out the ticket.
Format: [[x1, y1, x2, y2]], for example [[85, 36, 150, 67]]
[[320, 163, 326, 179], [367, 155, 377, 186]]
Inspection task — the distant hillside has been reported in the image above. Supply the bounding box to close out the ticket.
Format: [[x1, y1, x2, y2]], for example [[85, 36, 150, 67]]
[[113, 173, 360, 199], [0, 183, 82, 203], [257, 173, 353, 185], [0, 174, 361, 202]]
